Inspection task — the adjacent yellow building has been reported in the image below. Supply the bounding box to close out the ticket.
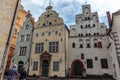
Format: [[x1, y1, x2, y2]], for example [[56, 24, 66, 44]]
[[29, 5, 69, 77]]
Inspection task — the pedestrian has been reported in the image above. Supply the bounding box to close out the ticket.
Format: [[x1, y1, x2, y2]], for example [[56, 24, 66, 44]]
[[82, 69, 86, 78], [7, 64, 19, 80], [19, 67, 27, 80]]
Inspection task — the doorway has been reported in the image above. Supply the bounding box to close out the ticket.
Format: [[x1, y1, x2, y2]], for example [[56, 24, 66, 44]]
[[74, 62, 82, 76], [42, 60, 49, 77], [18, 61, 24, 73], [71, 59, 84, 76]]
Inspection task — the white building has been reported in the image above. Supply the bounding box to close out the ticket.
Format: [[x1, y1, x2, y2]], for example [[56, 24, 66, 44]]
[[68, 4, 113, 78], [107, 10, 120, 80]]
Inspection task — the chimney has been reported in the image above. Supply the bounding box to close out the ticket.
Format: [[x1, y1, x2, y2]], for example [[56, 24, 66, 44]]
[[106, 11, 111, 27]]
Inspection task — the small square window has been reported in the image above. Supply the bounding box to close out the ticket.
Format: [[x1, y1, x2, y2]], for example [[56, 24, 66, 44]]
[[42, 32, 44, 36], [36, 33, 38, 37]]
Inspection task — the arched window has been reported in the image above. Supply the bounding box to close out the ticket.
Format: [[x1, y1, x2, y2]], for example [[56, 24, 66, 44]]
[[72, 43, 75, 48], [79, 39, 83, 48], [97, 33, 99, 35], [81, 34, 83, 36], [94, 39, 98, 48], [86, 39, 90, 48], [94, 33, 96, 36]]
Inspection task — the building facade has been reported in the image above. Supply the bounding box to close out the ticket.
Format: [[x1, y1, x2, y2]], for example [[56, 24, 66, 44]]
[[107, 10, 120, 80], [5, 5, 28, 74], [11, 12, 35, 73], [28, 5, 69, 77], [0, 0, 20, 74], [68, 4, 113, 77]]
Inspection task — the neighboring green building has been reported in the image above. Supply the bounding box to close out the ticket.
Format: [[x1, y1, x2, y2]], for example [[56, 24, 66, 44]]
[[11, 12, 35, 73]]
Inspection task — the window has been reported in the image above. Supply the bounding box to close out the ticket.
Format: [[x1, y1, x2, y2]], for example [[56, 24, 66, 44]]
[[36, 33, 38, 37], [35, 43, 44, 53], [49, 22, 52, 25], [20, 35, 24, 42], [94, 33, 96, 36], [85, 17, 87, 20], [86, 59, 93, 68], [47, 14, 50, 18], [81, 53, 84, 59], [14, 29, 17, 35], [26, 34, 30, 41], [19, 47, 27, 56], [101, 59, 108, 68], [43, 23, 45, 26], [78, 34, 80, 37], [81, 34, 83, 36], [55, 31, 58, 35], [26, 25, 29, 29], [97, 33, 99, 35], [88, 33, 90, 36], [33, 61, 38, 71], [95, 57, 98, 61], [88, 24, 90, 27], [93, 24, 95, 27], [86, 39, 90, 48], [49, 42, 59, 53], [88, 17, 90, 20], [94, 39, 98, 48], [42, 32, 44, 36], [53, 61, 59, 71], [79, 39, 83, 48], [86, 33, 88, 36], [48, 32, 51, 35], [86, 25, 87, 28], [72, 43, 75, 48], [98, 40, 102, 48], [80, 25, 83, 29]]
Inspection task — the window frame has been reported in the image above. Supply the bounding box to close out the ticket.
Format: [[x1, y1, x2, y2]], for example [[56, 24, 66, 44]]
[[32, 61, 38, 71], [53, 61, 59, 71]]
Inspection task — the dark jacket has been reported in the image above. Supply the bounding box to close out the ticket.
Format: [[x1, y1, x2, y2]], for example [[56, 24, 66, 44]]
[[19, 70, 27, 79], [7, 67, 18, 80]]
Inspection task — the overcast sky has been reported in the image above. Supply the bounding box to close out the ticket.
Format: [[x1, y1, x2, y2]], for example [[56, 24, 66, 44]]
[[21, 0, 120, 28]]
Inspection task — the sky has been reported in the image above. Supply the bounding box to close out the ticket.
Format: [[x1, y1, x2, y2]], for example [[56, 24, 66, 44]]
[[21, 0, 120, 28]]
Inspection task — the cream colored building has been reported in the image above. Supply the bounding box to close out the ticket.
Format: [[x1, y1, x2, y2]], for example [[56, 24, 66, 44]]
[[29, 5, 69, 77]]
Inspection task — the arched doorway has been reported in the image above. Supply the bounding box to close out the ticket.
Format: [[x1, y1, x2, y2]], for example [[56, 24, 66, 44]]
[[71, 59, 84, 76], [42, 60, 49, 77], [18, 61, 24, 73]]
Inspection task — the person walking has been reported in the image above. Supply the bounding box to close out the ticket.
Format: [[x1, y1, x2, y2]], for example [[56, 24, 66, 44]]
[[19, 67, 27, 80], [7, 64, 19, 80]]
